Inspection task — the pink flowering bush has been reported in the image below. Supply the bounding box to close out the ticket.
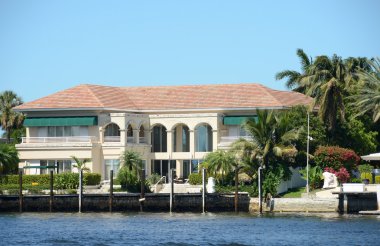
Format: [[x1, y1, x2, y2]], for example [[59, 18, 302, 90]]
[[315, 146, 360, 172], [324, 167, 350, 184]]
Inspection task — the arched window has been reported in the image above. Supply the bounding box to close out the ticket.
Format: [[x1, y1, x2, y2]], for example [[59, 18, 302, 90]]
[[195, 124, 213, 152], [104, 123, 120, 142], [152, 125, 167, 152], [173, 124, 190, 152], [127, 124, 133, 143]]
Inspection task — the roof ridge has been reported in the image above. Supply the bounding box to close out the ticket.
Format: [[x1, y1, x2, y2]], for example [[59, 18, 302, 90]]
[[80, 84, 105, 107], [255, 84, 286, 107]]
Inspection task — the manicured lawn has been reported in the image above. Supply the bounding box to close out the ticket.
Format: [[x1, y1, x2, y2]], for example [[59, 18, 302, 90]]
[[279, 187, 306, 198]]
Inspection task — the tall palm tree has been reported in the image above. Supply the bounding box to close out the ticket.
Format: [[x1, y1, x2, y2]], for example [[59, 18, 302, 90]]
[[350, 57, 380, 122], [275, 49, 312, 93], [0, 91, 24, 143], [71, 156, 91, 172], [300, 55, 347, 132]]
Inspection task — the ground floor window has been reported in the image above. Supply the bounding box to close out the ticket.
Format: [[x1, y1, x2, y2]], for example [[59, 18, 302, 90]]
[[57, 160, 72, 173], [104, 159, 120, 180], [151, 160, 176, 182], [39, 160, 71, 174]]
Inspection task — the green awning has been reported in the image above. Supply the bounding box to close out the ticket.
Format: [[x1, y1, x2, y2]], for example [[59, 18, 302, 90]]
[[223, 116, 257, 125], [24, 116, 98, 127], [23, 166, 57, 169]]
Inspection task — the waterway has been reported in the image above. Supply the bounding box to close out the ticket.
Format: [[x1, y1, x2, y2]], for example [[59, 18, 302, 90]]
[[0, 212, 379, 245]]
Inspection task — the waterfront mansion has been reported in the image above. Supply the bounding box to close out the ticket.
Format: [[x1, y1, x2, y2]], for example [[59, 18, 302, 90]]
[[15, 83, 311, 180]]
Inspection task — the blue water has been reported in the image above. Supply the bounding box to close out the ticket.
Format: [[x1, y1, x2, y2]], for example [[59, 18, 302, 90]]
[[0, 212, 379, 245]]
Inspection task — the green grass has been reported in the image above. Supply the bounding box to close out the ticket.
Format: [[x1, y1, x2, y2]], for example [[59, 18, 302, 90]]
[[279, 187, 306, 198]]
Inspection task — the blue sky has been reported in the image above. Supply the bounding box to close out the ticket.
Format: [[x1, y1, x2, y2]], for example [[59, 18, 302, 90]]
[[0, 0, 379, 103]]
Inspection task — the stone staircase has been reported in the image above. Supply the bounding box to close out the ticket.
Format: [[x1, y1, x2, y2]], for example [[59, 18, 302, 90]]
[[158, 183, 202, 193]]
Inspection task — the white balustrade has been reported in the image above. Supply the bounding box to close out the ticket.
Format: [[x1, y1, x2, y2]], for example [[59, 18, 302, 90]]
[[22, 136, 97, 144]]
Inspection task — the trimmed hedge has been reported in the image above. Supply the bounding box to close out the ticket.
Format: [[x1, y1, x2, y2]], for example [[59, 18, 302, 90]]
[[0, 173, 101, 186]]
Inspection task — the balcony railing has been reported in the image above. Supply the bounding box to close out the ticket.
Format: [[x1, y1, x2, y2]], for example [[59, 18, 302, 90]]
[[104, 136, 121, 142], [219, 136, 252, 146], [139, 137, 147, 144], [127, 136, 134, 143], [21, 136, 97, 144]]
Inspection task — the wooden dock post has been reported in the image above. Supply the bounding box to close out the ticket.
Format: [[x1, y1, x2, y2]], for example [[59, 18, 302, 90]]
[[140, 169, 145, 212], [109, 170, 113, 212], [49, 170, 54, 212], [170, 168, 174, 213], [235, 169, 239, 213], [19, 169, 23, 213], [202, 168, 206, 214], [79, 170, 83, 213]]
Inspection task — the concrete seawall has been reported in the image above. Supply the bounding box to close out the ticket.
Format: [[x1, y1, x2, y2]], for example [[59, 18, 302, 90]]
[[0, 193, 250, 213], [250, 198, 338, 213]]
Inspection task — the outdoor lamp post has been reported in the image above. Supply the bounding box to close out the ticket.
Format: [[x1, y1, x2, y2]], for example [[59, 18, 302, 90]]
[[306, 112, 313, 196], [258, 157, 264, 214]]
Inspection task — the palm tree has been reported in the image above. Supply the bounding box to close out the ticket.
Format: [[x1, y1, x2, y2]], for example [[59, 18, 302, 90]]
[[350, 57, 380, 122], [71, 156, 91, 172], [242, 109, 300, 168], [0, 91, 24, 143], [275, 49, 312, 93], [204, 150, 235, 184], [0, 144, 19, 174], [121, 150, 142, 171]]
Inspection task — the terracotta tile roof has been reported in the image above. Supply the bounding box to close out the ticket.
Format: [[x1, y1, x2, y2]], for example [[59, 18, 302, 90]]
[[15, 83, 312, 111]]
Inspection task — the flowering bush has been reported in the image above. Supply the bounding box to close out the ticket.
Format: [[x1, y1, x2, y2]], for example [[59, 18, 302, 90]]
[[314, 146, 360, 171], [324, 167, 350, 184]]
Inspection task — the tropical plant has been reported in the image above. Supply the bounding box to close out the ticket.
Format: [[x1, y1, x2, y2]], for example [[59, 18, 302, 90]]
[[275, 48, 312, 93], [350, 57, 380, 122], [277, 50, 372, 133], [120, 150, 142, 174], [0, 91, 24, 143], [204, 150, 235, 184], [0, 144, 19, 174], [71, 156, 91, 173], [358, 164, 374, 174], [300, 166, 323, 190]]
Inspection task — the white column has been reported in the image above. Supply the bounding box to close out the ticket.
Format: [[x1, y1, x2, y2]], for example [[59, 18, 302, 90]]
[[190, 129, 195, 155], [166, 130, 173, 154], [145, 130, 151, 145], [133, 129, 139, 144], [99, 128, 104, 143], [212, 129, 218, 151], [120, 129, 126, 145]]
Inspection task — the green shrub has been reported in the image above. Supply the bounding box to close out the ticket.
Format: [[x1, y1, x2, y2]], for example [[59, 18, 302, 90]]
[[215, 184, 258, 197], [358, 164, 374, 174], [188, 173, 203, 185], [2, 174, 51, 185], [84, 173, 101, 185], [54, 173, 87, 190], [147, 173, 161, 185], [350, 177, 362, 183]]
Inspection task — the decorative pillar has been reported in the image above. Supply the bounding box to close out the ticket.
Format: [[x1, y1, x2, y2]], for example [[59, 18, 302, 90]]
[[99, 128, 104, 143], [133, 129, 139, 144], [119, 129, 126, 145], [166, 130, 173, 155], [190, 129, 195, 156], [212, 130, 218, 151], [145, 130, 152, 145]]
